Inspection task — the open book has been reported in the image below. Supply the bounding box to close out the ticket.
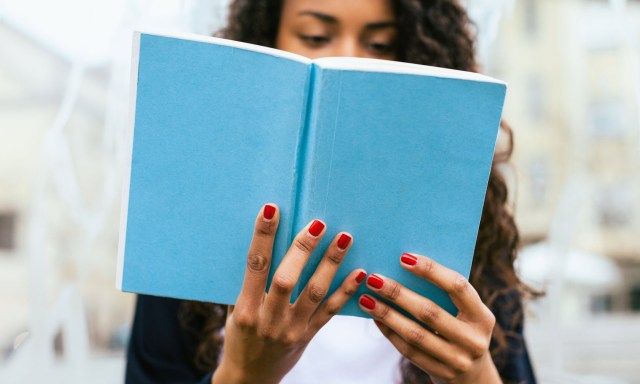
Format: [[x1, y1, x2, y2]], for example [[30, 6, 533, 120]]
[[116, 30, 506, 318]]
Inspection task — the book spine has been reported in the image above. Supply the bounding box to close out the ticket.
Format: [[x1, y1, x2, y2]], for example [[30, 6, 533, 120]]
[[289, 64, 322, 299], [116, 31, 142, 290]]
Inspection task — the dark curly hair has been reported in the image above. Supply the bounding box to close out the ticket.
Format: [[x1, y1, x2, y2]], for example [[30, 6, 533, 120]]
[[182, 0, 538, 382]]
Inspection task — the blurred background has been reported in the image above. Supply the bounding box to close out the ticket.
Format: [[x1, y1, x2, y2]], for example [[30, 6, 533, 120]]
[[0, 0, 638, 383]]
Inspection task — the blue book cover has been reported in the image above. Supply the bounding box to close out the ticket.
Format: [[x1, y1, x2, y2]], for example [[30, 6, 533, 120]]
[[117, 31, 506, 318]]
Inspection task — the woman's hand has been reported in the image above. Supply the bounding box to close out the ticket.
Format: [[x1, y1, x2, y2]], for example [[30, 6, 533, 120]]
[[359, 253, 501, 384], [212, 204, 366, 384]]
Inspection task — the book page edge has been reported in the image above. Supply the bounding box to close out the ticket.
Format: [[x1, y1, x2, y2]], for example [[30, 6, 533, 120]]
[[116, 31, 141, 291], [135, 28, 313, 64], [314, 57, 505, 85]]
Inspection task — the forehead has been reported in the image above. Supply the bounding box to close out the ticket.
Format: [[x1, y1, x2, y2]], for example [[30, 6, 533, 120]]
[[281, 0, 396, 22]]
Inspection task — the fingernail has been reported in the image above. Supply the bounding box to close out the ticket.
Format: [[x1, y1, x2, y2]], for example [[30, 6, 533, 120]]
[[355, 271, 367, 283], [400, 253, 417, 266], [337, 233, 352, 249], [263, 204, 276, 220], [360, 295, 376, 310], [367, 274, 384, 289], [308, 220, 325, 237]]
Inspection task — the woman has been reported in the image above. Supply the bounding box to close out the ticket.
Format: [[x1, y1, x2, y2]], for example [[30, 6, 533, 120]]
[[126, 0, 537, 383]]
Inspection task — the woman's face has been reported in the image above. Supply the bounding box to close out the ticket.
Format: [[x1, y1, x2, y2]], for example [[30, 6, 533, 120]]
[[276, 0, 397, 60]]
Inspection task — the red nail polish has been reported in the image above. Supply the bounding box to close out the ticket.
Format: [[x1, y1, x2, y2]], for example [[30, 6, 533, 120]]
[[401, 253, 417, 266], [360, 295, 376, 310], [367, 274, 384, 289], [355, 271, 367, 283], [337, 233, 352, 249], [308, 220, 325, 237], [263, 204, 276, 220]]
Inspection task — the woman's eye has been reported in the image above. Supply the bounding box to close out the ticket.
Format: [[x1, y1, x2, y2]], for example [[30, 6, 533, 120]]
[[368, 42, 394, 54], [299, 35, 331, 47]]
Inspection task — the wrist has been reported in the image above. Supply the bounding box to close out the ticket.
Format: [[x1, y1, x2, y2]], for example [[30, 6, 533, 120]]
[[468, 353, 502, 384], [211, 362, 249, 384], [212, 360, 281, 384]]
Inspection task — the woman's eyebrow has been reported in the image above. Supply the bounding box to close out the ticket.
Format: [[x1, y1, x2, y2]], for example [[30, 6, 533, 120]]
[[365, 21, 396, 30], [297, 11, 395, 30], [297, 11, 337, 24]]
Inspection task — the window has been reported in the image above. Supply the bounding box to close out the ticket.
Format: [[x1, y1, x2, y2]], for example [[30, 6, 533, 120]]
[[527, 156, 551, 206], [591, 293, 613, 313], [630, 285, 640, 312], [526, 75, 545, 121], [0, 212, 16, 251], [589, 100, 626, 138], [523, 0, 538, 39], [596, 185, 633, 228]]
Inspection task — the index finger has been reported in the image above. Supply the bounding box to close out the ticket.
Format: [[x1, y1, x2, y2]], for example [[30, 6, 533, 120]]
[[400, 253, 486, 320], [236, 203, 279, 309]]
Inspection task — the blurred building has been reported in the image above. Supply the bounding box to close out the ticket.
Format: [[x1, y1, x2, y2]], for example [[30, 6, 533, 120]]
[[487, 0, 640, 381], [491, 0, 640, 305], [0, 21, 132, 357], [1, 6, 230, 382], [1, 0, 640, 382]]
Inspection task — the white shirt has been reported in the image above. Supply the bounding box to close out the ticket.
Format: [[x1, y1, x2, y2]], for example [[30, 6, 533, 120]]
[[281, 316, 404, 384]]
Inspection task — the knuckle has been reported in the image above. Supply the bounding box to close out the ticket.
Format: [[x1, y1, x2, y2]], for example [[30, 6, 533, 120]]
[[484, 309, 497, 328], [306, 283, 327, 304], [272, 274, 295, 294], [398, 342, 415, 360], [246, 250, 269, 274], [470, 334, 491, 357], [377, 303, 391, 320], [293, 237, 315, 254], [325, 250, 345, 266], [405, 326, 426, 346], [324, 301, 342, 316], [233, 311, 256, 329], [282, 331, 301, 346], [387, 281, 401, 301], [422, 258, 435, 275], [453, 355, 473, 373], [482, 336, 491, 352], [469, 342, 486, 359], [451, 273, 469, 295], [255, 220, 275, 237], [418, 302, 439, 324], [342, 283, 356, 296], [441, 370, 457, 382]]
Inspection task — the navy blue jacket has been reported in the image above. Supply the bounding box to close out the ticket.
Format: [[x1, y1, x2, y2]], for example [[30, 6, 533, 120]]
[[125, 291, 536, 384]]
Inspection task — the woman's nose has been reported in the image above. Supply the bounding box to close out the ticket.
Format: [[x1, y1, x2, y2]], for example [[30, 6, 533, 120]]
[[330, 37, 363, 58]]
